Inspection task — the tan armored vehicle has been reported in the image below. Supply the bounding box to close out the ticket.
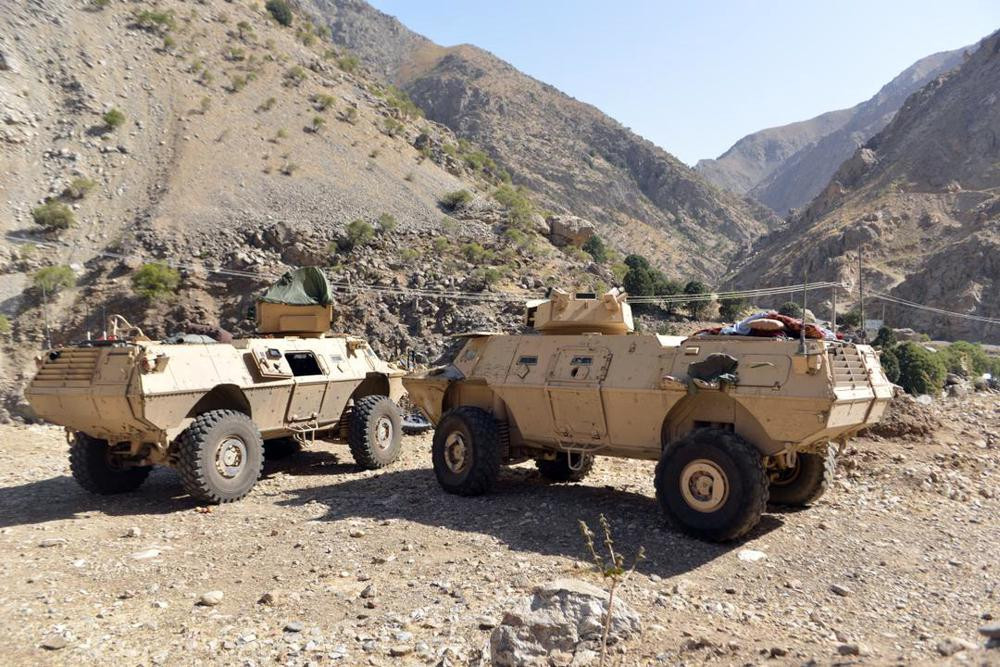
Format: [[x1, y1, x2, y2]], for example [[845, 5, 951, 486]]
[[25, 268, 405, 503], [404, 289, 892, 541]]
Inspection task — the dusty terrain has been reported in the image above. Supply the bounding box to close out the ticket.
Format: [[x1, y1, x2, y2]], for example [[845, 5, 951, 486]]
[[0, 393, 997, 665]]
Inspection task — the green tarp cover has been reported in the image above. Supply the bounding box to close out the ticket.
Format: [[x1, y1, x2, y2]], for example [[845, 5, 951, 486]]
[[259, 267, 333, 306]]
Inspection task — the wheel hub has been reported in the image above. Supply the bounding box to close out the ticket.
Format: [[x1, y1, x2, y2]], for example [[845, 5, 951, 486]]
[[374, 416, 394, 451], [680, 459, 729, 512], [216, 437, 247, 479], [444, 432, 469, 473]]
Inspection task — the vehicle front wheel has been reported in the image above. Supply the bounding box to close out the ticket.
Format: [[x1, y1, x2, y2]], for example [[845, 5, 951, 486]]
[[348, 395, 403, 469], [655, 428, 768, 542], [535, 452, 594, 483], [432, 407, 501, 496], [768, 445, 835, 506], [69, 432, 151, 494], [175, 410, 264, 504]]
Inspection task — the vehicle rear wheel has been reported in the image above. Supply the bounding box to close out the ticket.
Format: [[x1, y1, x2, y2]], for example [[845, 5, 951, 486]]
[[175, 410, 264, 503], [432, 407, 501, 496], [263, 437, 302, 460], [69, 432, 151, 494], [768, 445, 835, 506], [348, 395, 403, 469], [655, 428, 768, 542], [535, 452, 594, 483]]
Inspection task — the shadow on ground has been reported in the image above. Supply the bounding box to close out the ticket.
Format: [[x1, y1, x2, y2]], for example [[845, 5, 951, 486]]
[[0, 448, 357, 528], [276, 464, 784, 579]]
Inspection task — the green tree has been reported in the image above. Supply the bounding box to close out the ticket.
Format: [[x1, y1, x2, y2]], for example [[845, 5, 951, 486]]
[[840, 308, 862, 328], [778, 301, 803, 318], [0, 314, 10, 335], [32, 265, 76, 295], [895, 342, 946, 395], [265, 0, 293, 26], [872, 326, 897, 349], [683, 280, 711, 319], [132, 263, 180, 300], [622, 263, 653, 298], [719, 297, 749, 322], [938, 340, 993, 377], [879, 347, 900, 384], [582, 235, 607, 263]]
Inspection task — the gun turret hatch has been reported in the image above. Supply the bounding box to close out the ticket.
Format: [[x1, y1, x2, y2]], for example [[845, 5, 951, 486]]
[[526, 288, 634, 335]]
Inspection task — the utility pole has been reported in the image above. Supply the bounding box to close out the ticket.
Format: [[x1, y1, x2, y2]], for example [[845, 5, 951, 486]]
[[831, 285, 838, 332], [858, 241, 865, 341]]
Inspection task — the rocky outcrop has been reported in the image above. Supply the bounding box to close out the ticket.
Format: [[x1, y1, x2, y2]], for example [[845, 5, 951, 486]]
[[547, 215, 595, 248], [299, 0, 779, 278], [728, 30, 1000, 342], [697, 46, 970, 214], [490, 579, 641, 666]]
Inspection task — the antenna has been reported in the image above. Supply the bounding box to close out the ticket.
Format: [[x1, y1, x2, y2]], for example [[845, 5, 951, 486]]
[[798, 269, 808, 355], [858, 241, 865, 341], [42, 284, 51, 349]]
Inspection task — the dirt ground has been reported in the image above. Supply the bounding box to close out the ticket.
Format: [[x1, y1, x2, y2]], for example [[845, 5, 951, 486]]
[[0, 394, 997, 666]]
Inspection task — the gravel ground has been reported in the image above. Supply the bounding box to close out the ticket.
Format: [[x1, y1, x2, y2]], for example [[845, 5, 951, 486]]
[[0, 394, 997, 665]]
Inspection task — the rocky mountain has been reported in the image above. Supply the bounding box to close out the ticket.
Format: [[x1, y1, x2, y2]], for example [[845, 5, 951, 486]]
[[0, 0, 619, 412], [696, 47, 970, 215], [730, 29, 1000, 342], [300, 0, 779, 277]]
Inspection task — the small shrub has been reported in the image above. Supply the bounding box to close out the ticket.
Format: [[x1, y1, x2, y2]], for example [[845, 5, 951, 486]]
[[0, 314, 10, 335], [311, 93, 336, 111], [275, 128, 288, 140], [32, 200, 75, 231], [399, 248, 420, 261], [433, 237, 449, 253], [235, 20, 254, 40], [162, 35, 176, 51], [493, 184, 535, 228], [343, 219, 375, 249], [133, 9, 176, 33], [378, 213, 397, 232], [310, 115, 326, 132], [582, 235, 607, 263], [479, 267, 502, 286], [132, 262, 180, 300], [381, 117, 404, 137], [284, 65, 307, 86], [102, 108, 126, 130], [90, 0, 110, 9], [224, 46, 246, 62], [32, 265, 76, 295], [279, 161, 298, 176], [62, 177, 96, 200], [440, 189, 473, 210], [257, 96, 276, 112], [339, 106, 358, 124], [265, 0, 293, 27], [404, 171, 415, 182], [461, 242, 492, 263], [384, 85, 423, 119], [337, 54, 359, 73], [228, 74, 248, 92], [199, 96, 212, 114]]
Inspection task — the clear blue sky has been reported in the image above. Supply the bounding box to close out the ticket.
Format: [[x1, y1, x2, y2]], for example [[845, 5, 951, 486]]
[[368, 0, 999, 165]]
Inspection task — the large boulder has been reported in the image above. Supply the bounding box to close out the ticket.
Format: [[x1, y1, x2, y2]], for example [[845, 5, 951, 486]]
[[547, 215, 595, 248], [490, 578, 641, 666]]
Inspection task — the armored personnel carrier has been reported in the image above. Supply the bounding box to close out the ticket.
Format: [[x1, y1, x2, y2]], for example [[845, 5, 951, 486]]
[[404, 289, 892, 541], [25, 268, 405, 503]]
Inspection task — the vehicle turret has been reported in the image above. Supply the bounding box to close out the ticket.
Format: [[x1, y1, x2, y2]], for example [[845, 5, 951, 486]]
[[526, 288, 634, 335]]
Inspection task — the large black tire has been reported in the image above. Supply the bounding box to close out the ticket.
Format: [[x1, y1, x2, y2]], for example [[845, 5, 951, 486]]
[[263, 437, 302, 461], [432, 407, 501, 496], [535, 452, 595, 483], [348, 395, 403, 469], [69, 432, 151, 494], [768, 445, 835, 506], [175, 410, 264, 503], [655, 428, 768, 542]]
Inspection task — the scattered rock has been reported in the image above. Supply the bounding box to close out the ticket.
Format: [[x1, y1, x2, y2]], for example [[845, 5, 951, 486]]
[[197, 591, 224, 606], [490, 578, 641, 666], [737, 549, 767, 562], [389, 645, 413, 657], [937, 637, 976, 656], [131, 548, 161, 560], [39, 538, 67, 548], [258, 591, 281, 606], [41, 636, 68, 650], [829, 583, 852, 597], [124, 527, 142, 538], [360, 584, 377, 599], [979, 624, 1000, 640], [284, 621, 303, 633]]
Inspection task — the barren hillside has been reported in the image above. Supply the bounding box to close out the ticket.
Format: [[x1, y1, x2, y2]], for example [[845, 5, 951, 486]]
[[0, 0, 613, 414], [697, 46, 969, 214], [300, 0, 779, 277], [730, 30, 1000, 342]]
